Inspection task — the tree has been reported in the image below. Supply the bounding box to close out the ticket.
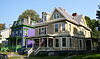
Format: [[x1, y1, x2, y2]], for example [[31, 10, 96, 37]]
[[18, 9, 40, 22], [96, 5, 100, 19], [85, 16, 96, 31], [0, 24, 6, 31], [85, 16, 99, 39], [85, 16, 91, 27]]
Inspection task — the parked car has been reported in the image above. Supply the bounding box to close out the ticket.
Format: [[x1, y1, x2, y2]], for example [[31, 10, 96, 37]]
[[0, 54, 9, 59], [18, 48, 28, 54]]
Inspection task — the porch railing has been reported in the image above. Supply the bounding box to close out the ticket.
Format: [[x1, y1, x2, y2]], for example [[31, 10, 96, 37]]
[[34, 47, 54, 56], [27, 48, 34, 57]]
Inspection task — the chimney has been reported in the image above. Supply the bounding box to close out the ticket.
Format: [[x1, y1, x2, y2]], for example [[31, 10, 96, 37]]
[[9, 24, 12, 36], [72, 13, 77, 16], [28, 16, 31, 25]]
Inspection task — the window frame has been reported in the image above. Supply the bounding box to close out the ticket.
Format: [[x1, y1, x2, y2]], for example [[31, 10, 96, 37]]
[[61, 23, 66, 31], [39, 27, 47, 35], [54, 23, 59, 32], [62, 37, 66, 47], [53, 13, 60, 19], [55, 39, 59, 47], [69, 38, 72, 47]]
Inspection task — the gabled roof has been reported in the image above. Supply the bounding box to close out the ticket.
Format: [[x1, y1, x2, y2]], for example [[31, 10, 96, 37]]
[[50, 7, 87, 27]]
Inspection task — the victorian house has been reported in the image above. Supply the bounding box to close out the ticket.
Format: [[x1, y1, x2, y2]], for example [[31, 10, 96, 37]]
[[8, 16, 35, 52], [26, 7, 93, 56]]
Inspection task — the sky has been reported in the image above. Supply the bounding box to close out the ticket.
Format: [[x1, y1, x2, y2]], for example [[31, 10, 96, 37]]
[[0, 0, 99, 28]]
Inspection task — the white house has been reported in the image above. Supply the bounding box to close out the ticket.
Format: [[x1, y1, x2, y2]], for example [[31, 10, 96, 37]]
[[0, 29, 9, 47]]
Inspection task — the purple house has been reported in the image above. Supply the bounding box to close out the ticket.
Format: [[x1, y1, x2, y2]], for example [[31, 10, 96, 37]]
[[8, 16, 36, 52]]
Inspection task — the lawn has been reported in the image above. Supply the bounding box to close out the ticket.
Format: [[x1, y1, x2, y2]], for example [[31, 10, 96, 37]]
[[9, 56, 24, 59], [26, 56, 65, 59], [8, 54, 100, 59], [68, 54, 100, 59], [9, 56, 65, 59]]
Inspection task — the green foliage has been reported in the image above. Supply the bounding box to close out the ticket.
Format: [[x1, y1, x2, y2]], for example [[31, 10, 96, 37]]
[[68, 54, 100, 59], [85, 16, 100, 39], [0, 24, 6, 31], [85, 16, 96, 31], [96, 5, 100, 19], [18, 9, 41, 22]]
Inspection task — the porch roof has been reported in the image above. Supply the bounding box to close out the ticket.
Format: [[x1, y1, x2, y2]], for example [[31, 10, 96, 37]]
[[7, 36, 23, 40], [25, 34, 91, 40]]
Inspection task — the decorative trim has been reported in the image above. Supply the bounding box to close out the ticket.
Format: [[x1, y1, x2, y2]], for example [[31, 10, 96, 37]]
[[11, 24, 34, 29]]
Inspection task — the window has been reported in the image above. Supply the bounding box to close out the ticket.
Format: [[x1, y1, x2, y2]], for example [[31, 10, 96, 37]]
[[55, 24, 59, 32], [62, 23, 65, 31], [69, 38, 72, 47], [39, 27, 46, 35], [53, 14, 56, 19], [30, 20, 34, 26], [62, 38, 66, 47], [16, 31, 18, 36], [53, 13, 60, 19], [73, 28, 78, 35], [55, 39, 59, 47], [39, 28, 41, 35], [44, 15, 47, 21], [69, 24, 71, 31], [24, 28, 28, 36], [57, 14, 60, 18], [79, 40, 82, 48], [19, 29, 22, 36], [41, 27, 46, 34]]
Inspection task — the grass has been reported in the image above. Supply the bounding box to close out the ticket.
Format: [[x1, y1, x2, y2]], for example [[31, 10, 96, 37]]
[[0, 52, 18, 55], [26, 56, 65, 59], [9, 56, 65, 59], [68, 54, 100, 59], [9, 56, 24, 59]]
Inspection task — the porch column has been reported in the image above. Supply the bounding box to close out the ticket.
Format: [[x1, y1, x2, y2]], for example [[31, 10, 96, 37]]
[[91, 40, 93, 50], [53, 38, 55, 48], [68, 37, 70, 50], [39, 38, 41, 47], [11, 39, 13, 48], [26, 39, 27, 48], [60, 37, 62, 50], [32, 39, 34, 48], [16, 38, 17, 52], [79, 39, 80, 50], [47, 37, 49, 48]]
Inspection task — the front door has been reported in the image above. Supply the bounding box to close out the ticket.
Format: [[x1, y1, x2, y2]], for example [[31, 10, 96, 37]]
[[86, 40, 91, 51]]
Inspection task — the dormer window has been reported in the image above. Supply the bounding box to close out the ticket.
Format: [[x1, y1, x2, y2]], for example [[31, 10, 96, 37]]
[[53, 13, 60, 19]]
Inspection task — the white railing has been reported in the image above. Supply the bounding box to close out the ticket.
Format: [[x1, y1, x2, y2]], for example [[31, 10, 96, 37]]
[[27, 48, 34, 57], [34, 47, 55, 56], [34, 47, 40, 56]]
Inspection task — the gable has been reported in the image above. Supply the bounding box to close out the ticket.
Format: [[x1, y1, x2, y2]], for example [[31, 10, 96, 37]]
[[49, 8, 65, 20], [82, 16, 87, 27], [79, 16, 87, 27]]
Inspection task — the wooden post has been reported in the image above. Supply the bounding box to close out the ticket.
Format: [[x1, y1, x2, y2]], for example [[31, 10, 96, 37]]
[[47, 37, 49, 48], [16, 38, 17, 52], [39, 38, 41, 47], [60, 37, 62, 50]]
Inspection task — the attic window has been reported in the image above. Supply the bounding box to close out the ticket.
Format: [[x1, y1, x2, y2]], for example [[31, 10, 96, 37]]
[[53, 13, 60, 19]]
